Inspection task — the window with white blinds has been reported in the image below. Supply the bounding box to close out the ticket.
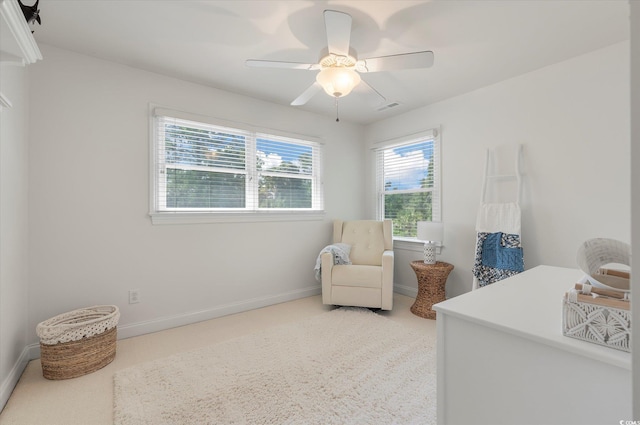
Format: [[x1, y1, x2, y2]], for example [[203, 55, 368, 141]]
[[151, 110, 323, 223], [375, 129, 441, 237]]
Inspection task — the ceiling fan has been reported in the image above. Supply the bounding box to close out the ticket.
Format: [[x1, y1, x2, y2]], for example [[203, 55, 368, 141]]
[[246, 9, 434, 118]]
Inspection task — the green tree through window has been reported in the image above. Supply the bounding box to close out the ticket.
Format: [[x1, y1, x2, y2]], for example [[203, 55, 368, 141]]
[[256, 138, 313, 209], [377, 134, 440, 237], [153, 115, 322, 213]]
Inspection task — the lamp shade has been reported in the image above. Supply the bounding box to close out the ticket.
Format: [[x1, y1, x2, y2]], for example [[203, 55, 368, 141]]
[[417, 221, 444, 243], [316, 67, 361, 98]]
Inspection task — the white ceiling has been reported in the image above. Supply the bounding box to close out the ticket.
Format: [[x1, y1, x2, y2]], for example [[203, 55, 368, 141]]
[[31, 1, 630, 124]]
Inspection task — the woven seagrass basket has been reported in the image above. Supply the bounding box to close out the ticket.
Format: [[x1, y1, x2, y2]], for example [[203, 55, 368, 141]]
[[36, 305, 119, 380], [410, 261, 454, 319]]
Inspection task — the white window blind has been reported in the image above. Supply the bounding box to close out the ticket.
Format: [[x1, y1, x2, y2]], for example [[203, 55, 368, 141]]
[[255, 135, 320, 209], [156, 116, 249, 210], [151, 110, 323, 221], [375, 129, 441, 237]]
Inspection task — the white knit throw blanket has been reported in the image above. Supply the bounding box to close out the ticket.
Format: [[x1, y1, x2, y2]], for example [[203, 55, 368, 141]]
[[114, 308, 436, 425], [314, 243, 352, 281]]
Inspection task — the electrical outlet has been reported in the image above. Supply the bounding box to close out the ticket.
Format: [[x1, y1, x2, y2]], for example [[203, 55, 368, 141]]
[[129, 289, 140, 304]]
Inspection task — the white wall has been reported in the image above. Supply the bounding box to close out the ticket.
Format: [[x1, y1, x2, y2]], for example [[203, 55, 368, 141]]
[[365, 42, 630, 298], [630, 1, 639, 419], [0, 65, 30, 404], [27, 44, 365, 345], [27, 41, 630, 335], [5, 23, 635, 417]]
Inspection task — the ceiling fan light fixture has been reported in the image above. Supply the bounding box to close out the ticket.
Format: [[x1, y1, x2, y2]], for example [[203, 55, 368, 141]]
[[316, 67, 361, 98]]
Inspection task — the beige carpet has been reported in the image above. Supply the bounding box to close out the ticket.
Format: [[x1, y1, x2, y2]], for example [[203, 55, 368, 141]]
[[113, 307, 436, 424]]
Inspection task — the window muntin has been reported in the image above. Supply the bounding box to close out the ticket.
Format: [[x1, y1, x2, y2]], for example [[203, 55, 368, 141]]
[[152, 113, 323, 218], [376, 131, 441, 237]]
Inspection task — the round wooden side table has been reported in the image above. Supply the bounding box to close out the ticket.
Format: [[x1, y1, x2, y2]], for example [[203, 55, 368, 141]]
[[410, 260, 454, 319]]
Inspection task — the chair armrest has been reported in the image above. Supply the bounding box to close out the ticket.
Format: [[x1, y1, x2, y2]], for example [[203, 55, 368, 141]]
[[381, 250, 395, 310], [321, 251, 334, 304], [382, 249, 394, 265]]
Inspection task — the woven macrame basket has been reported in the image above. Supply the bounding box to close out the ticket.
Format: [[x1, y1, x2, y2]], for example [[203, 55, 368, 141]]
[[564, 238, 631, 352], [562, 296, 630, 352], [36, 305, 120, 380]]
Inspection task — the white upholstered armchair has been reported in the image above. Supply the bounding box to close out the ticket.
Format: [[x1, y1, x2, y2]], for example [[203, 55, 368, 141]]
[[321, 219, 394, 310]]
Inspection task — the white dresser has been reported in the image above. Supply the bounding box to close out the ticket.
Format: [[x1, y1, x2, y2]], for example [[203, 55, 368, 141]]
[[433, 265, 632, 425]]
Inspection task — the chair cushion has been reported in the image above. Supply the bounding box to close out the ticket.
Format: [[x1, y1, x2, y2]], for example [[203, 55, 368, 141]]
[[340, 221, 385, 266], [331, 265, 382, 288]]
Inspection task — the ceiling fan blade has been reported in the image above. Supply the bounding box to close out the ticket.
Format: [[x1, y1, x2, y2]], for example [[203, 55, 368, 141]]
[[356, 51, 434, 73], [357, 79, 387, 108], [291, 82, 322, 106], [246, 59, 320, 71], [324, 10, 352, 56]]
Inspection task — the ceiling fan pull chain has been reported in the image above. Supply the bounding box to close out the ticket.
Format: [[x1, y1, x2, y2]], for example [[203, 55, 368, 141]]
[[335, 97, 340, 122]]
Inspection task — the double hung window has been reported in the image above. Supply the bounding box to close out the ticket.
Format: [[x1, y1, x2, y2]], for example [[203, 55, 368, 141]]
[[375, 129, 441, 237], [150, 109, 323, 223]]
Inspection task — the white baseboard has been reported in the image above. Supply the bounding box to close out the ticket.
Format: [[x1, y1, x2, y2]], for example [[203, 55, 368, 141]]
[[394, 284, 418, 298], [10, 285, 318, 411], [117, 286, 322, 340], [6, 285, 410, 412], [0, 345, 31, 412], [25, 286, 322, 360]]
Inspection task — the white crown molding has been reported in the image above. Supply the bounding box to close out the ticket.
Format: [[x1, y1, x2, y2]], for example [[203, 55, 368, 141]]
[[0, 0, 42, 66]]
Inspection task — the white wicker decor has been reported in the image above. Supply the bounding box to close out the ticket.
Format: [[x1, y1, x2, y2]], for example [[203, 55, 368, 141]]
[[36, 305, 120, 345], [562, 296, 630, 352], [576, 238, 631, 291]]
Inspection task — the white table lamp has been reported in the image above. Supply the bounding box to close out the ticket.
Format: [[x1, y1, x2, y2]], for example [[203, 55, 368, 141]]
[[417, 221, 444, 264]]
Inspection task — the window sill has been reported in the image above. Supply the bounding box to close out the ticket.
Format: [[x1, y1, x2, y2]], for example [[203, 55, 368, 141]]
[[393, 237, 443, 254], [150, 210, 325, 225]]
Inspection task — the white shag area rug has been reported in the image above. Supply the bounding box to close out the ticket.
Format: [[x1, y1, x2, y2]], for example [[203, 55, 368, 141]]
[[113, 308, 436, 425]]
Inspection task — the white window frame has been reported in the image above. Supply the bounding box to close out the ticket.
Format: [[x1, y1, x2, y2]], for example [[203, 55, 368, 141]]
[[374, 128, 441, 246], [149, 106, 324, 224]]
